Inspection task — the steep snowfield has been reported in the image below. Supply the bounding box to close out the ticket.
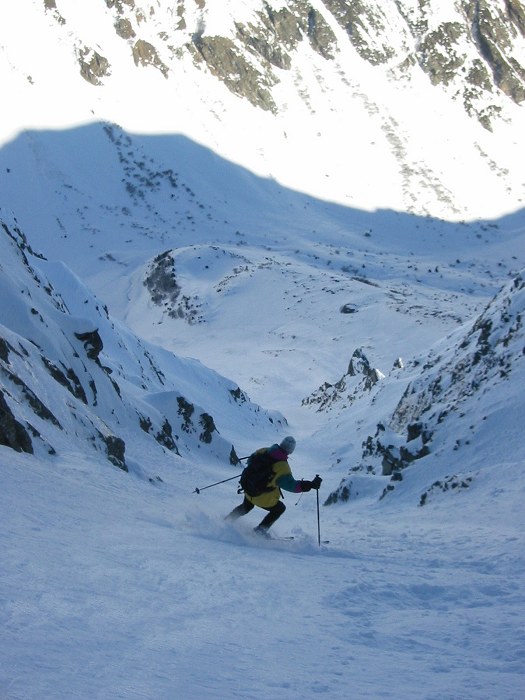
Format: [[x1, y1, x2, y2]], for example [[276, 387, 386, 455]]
[[2, 446, 524, 700], [0, 214, 287, 466], [1, 1, 525, 699], [1, 183, 524, 700]]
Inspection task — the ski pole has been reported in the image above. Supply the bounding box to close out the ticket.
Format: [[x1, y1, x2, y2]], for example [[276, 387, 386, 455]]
[[315, 475, 321, 547], [193, 473, 242, 494]]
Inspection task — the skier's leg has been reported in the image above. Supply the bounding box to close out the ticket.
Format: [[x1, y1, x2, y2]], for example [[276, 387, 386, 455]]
[[225, 497, 254, 521], [255, 501, 286, 532]]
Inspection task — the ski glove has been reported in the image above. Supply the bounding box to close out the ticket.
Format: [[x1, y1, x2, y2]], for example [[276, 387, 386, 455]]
[[300, 476, 322, 492], [311, 475, 322, 490]]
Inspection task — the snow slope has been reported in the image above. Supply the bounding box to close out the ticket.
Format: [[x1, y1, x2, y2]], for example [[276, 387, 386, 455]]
[[0, 212, 285, 469], [2, 447, 524, 700], [1, 174, 524, 700], [1, 0, 524, 230], [1, 1, 525, 699]]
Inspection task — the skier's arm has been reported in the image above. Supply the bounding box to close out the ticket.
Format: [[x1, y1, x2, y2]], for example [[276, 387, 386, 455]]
[[276, 473, 303, 493], [276, 473, 323, 493], [274, 461, 322, 492]]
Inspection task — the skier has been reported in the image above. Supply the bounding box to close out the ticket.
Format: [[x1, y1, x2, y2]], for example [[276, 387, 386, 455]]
[[226, 436, 322, 536]]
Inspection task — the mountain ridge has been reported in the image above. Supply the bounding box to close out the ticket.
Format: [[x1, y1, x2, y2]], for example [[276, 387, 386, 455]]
[[324, 269, 525, 505], [46, 0, 525, 127], [3, 1, 524, 220], [0, 210, 286, 472]]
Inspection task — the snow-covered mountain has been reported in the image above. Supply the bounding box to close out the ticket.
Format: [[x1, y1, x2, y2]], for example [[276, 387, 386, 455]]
[[0, 209, 286, 473], [2, 0, 524, 228], [64, 0, 525, 126], [1, 0, 524, 542], [324, 270, 525, 506], [1, 2, 525, 699]]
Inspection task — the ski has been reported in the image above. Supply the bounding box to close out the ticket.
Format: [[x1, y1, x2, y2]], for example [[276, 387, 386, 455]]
[[272, 535, 331, 544]]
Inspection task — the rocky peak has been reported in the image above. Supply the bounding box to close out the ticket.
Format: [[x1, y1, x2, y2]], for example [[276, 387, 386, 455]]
[[390, 271, 525, 438], [302, 347, 384, 412]]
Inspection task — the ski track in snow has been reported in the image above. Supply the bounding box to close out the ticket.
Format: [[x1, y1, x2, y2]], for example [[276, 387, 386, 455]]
[[2, 452, 524, 700]]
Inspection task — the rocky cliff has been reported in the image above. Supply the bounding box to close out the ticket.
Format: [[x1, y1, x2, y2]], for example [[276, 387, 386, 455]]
[[44, 0, 525, 130]]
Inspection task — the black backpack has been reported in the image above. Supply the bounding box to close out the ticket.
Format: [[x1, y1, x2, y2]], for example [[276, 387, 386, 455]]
[[239, 449, 278, 497]]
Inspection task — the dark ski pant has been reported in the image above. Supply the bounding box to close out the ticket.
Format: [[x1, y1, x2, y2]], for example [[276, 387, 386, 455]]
[[227, 497, 286, 531]]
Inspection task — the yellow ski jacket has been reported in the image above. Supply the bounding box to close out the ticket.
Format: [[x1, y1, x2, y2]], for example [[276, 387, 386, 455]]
[[245, 445, 302, 509]]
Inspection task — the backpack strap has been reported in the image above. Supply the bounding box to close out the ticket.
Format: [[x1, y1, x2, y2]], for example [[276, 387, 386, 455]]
[[268, 446, 288, 461]]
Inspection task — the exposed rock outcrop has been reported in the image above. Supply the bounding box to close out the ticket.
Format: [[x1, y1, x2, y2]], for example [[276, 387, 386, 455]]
[[326, 271, 525, 504], [45, 1, 525, 128], [0, 390, 33, 454], [302, 347, 384, 412]]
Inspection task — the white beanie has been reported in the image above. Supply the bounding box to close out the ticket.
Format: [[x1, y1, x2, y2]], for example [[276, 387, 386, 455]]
[[280, 436, 296, 454]]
